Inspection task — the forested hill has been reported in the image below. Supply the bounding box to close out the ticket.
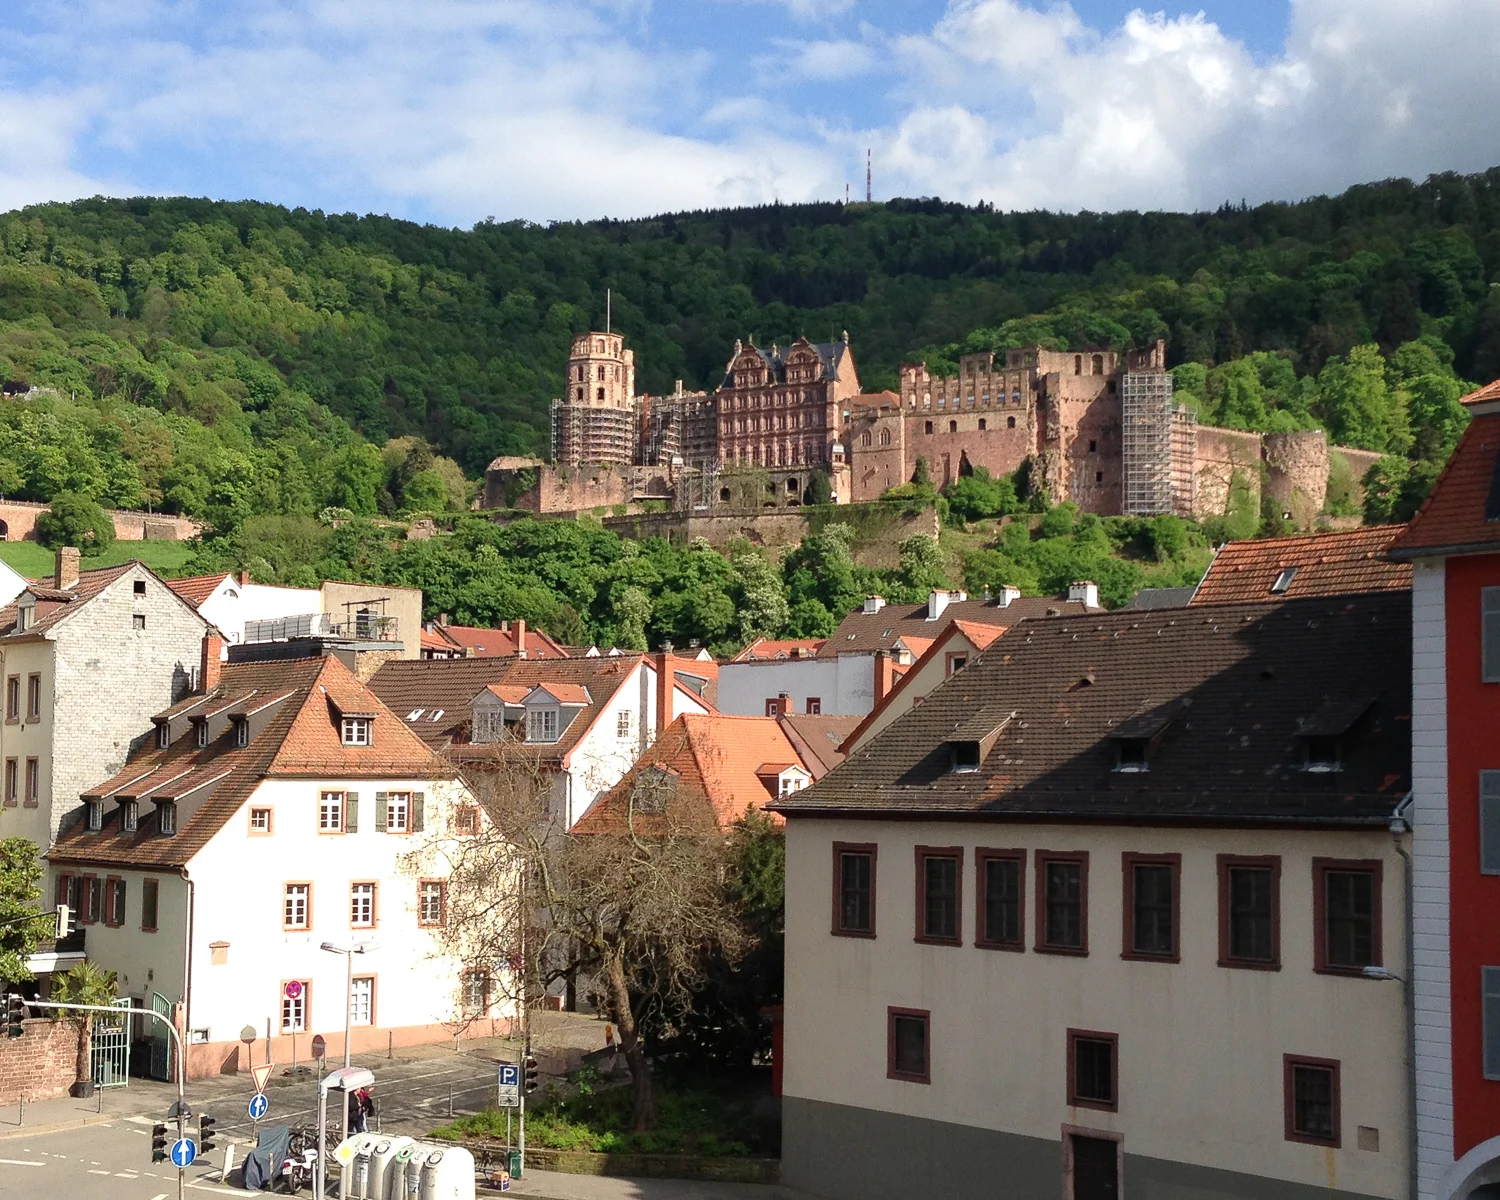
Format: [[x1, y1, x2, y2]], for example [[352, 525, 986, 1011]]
[[4, 168, 1500, 484]]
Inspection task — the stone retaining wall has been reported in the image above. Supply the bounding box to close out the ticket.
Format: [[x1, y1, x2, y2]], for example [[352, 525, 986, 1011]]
[[0, 1016, 82, 1104], [0, 500, 200, 543]]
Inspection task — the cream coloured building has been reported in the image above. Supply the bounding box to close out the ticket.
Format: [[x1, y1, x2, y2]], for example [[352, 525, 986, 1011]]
[[771, 590, 1414, 1200]]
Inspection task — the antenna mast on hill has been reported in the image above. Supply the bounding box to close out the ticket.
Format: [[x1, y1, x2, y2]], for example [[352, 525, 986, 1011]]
[[606, 288, 611, 335], [866, 149, 872, 203]]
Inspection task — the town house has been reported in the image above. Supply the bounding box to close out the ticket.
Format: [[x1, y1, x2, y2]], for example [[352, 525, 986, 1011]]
[[771, 592, 1414, 1200]]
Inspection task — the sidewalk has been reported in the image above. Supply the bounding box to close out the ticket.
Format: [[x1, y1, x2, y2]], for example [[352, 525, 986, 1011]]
[[488, 1168, 812, 1200], [0, 1087, 139, 1140]]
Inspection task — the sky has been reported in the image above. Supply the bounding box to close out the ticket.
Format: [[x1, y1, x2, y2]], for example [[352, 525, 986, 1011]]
[[3, 0, 1499, 227]]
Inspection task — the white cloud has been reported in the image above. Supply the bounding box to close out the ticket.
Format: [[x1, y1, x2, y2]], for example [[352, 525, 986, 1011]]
[[0, 89, 123, 212], [721, 0, 857, 22], [757, 34, 879, 84]]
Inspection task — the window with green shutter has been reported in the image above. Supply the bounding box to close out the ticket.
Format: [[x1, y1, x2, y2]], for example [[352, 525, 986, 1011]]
[[375, 792, 388, 832], [412, 792, 424, 833], [346, 791, 359, 833]]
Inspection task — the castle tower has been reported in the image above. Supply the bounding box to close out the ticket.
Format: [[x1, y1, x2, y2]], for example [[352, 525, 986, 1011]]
[[552, 331, 639, 464], [564, 332, 635, 410]]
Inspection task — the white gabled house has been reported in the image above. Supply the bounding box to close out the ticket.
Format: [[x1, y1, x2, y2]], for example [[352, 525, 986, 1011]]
[[47, 635, 505, 1081]]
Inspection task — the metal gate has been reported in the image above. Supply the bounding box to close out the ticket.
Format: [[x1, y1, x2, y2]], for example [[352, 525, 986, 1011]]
[[90, 998, 131, 1088], [149, 992, 172, 1081]]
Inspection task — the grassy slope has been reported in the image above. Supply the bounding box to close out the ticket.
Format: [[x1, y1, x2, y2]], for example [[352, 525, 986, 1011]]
[[0, 539, 196, 580]]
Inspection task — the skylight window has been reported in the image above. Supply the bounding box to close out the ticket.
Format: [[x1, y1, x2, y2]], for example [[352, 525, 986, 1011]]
[[1270, 567, 1299, 594], [407, 709, 426, 721]]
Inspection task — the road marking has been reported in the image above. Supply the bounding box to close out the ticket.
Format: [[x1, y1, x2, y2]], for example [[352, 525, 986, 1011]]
[[115, 1171, 139, 1177], [125, 1116, 158, 1126], [150, 1193, 169, 1200], [88, 1168, 111, 1174], [0, 1159, 44, 1167]]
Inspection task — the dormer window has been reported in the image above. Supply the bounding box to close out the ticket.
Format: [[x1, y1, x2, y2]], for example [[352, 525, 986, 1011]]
[[194, 720, 208, 749], [1296, 697, 1371, 775], [157, 723, 170, 750], [156, 800, 177, 836], [1304, 737, 1341, 773], [1114, 740, 1150, 773], [16, 601, 34, 632], [85, 800, 102, 832], [233, 718, 249, 748], [527, 708, 560, 744], [1270, 567, 1298, 594], [119, 799, 138, 833], [341, 717, 373, 747], [951, 741, 981, 773]]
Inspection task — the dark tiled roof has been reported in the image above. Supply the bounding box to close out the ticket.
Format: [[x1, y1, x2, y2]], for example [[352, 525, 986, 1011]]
[[721, 338, 847, 389], [774, 593, 1411, 826], [50, 656, 444, 870], [1389, 413, 1500, 557], [1191, 527, 1410, 603], [1120, 586, 1196, 611], [778, 715, 860, 778], [819, 594, 1095, 658]]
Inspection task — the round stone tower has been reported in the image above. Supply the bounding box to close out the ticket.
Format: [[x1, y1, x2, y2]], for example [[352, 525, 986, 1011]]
[[1262, 430, 1329, 529], [566, 332, 635, 410]]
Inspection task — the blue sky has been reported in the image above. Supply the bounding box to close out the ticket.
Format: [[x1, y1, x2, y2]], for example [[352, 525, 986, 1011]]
[[1, 0, 1494, 226]]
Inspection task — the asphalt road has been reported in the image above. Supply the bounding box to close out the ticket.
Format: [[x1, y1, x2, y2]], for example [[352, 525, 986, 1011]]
[[0, 1119, 237, 1200]]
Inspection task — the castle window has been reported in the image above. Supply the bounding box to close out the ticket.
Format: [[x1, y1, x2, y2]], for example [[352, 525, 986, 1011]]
[[862, 432, 872, 447], [1089, 440, 1097, 452], [949, 420, 957, 433], [596, 387, 605, 401], [1092, 355, 1104, 374], [925, 421, 934, 435], [597, 365, 605, 379], [881, 429, 891, 446], [1012, 390, 1021, 404], [1075, 355, 1083, 375], [576, 388, 583, 401], [1096, 472, 1104, 483], [1008, 417, 1016, 428], [978, 419, 987, 431]]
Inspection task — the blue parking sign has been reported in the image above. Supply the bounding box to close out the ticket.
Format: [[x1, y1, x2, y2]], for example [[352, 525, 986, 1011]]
[[170, 1138, 197, 1168], [498, 1064, 520, 1088]]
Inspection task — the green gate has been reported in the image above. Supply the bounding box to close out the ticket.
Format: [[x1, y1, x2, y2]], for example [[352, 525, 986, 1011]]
[[90, 998, 131, 1088], [149, 992, 172, 1081]]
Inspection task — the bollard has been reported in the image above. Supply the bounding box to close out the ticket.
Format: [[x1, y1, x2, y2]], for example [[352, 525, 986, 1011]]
[[448, 1083, 453, 1116], [387, 1031, 393, 1060]]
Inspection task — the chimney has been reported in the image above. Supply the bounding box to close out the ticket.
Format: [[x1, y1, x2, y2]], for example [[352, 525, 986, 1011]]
[[862, 595, 886, 615], [54, 546, 80, 591], [996, 584, 1022, 607], [776, 692, 792, 718], [655, 642, 674, 734], [515, 619, 527, 660], [200, 629, 224, 693], [238, 570, 250, 587], [874, 651, 895, 702], [439, 613, 450, 625], [1068, 580, 1100, 609], [926, 589, 951, 621]]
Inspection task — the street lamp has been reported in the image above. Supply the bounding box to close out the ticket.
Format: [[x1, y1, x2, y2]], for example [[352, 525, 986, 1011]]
[[320, 941, 376, 1069]]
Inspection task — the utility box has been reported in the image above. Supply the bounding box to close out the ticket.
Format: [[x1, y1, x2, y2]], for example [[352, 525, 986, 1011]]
[[418, 1145, 476, 1200], [365, 1135, 415, 1200]]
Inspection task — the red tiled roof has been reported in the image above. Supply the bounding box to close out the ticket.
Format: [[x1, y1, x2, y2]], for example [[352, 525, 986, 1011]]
[[167, 573, 230, 607], [732, 638, 827, 662], [433, 623, 569, 660], [777, 714, 860, 778], [51, 655, 446, 870], [1389, 413, 1500, 558], [1191, 526, 1411, 603]]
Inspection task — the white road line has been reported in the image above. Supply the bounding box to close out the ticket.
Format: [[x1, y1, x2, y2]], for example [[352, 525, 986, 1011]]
[[87, 1168, 111, 1174], [114, 1171, 139, 1177], [0, 1158, 44, 1167], [150, 1193, 169, 1200]]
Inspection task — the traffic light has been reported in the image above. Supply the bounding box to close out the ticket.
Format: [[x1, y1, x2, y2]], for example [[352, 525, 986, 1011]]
[[523, 1055, 539, 1094], [55, 905, 73, 939], [5, 994, 24, 1038], [198, 1114, 217, 1154], [151, 1123, 169, 1163]]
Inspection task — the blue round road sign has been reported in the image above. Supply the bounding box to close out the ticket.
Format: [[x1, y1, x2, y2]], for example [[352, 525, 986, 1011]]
[[248, 1093, 269, 1120], [170, 1137, 197, 1168]]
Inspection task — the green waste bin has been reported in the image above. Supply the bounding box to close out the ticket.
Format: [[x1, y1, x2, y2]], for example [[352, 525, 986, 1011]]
[[508, 1150, 522, 1179]]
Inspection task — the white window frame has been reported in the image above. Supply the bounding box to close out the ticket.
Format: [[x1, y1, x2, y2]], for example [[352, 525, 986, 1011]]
[[284, 884, 310, 930], [249, 807, 272, 833], [195, 721, 208, 748], [463, 972, 490, 1015], [341, 717, 373, 747], [616, 709, 634, 739], [387, 792, 410, 834], [419, 881, 446, 925], [350, 882, 375, 928], [527, 707, 559, 744], [281, 985, 308, 1033], [319, 792, 345, 833], [350, 976, 373, 1027]]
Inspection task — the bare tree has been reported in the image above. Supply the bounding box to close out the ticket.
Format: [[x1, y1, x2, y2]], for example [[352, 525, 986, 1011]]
[[404, 735, 749, 1130]]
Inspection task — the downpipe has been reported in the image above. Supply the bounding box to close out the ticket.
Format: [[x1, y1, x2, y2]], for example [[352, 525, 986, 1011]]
[[1391, 793, 1417, 1200]]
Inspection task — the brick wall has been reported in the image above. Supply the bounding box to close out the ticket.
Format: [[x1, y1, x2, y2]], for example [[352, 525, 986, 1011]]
[[0, 1017, 82, 1104], [0, 500, 200, 543]]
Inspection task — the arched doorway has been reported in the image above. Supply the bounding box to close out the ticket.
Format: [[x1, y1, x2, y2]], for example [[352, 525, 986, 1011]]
[[1438, 1136, 1500, 1199]]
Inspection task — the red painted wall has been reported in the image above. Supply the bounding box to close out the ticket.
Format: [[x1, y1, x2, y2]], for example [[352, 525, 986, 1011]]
[[1444, 553, 1500, 1156]]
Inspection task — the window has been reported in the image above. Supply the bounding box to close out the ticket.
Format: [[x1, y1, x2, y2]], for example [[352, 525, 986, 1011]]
[[284, 883, 311, 930], [945, 652, 968, 677], [194, 720, 208, 748], [887, 1008, 930, 1083], [249, 807, 272, 834], [350, 882, 376, 928], [142, 879, 159, 931], [133, 579, 147, 595], [2, 758, 14, 806], [157, 723, 170, 749], [805, 697, 821, 715], [133, 613, 147, 631], [1481, 772, 1500, 874], [462, 971, 490, 1015], [1095, 471, 1104, 483], [1122, 854, 1180, 961], [1314, 859, 1381, 973], [1088, 439, 1097, 453], [83, 876, 102, 925], [832, 842, 876, 937], [1484, 967, 1500, 1081], [418, 880, 447, 927], [382, 792, 412, 833], [24, 758, 39, 808], [341, 717, 373, 747], [915, 847, 962, 944], [281, 983, 309, 1033], [976, 849, 1024, 950], [350, 977, 374, 1027], [765, 699, 780, 717], [1485, 588, 1500, 682], [1284, 1056, 1340, 1145], [85, 799, 102, 831], [1272, 567, 1299, 595], [5, 675, 17, 721], [119, 799, 137, 833], [454, 806, 479, 835], [1218, 855, 1280, 968], [1067, 1030, 1118, 1110], [978, 418, 986, 431], [948, 420, 958, 433], [319, 792, 345, 833], [1036, 852, 1088, 954], [233, 719, 249, 748], [1113, 739, 1148, 772], [616, 710, 634, 739], [26, 674, 40, 720], [924, 421, 933, 434], [105, 877, 126, 927], [527, 708, 559, 743], [1007, 416, 1016, 428]]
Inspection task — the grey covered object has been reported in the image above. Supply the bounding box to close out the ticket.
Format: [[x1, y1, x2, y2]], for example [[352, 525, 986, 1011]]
[[241, 1124, 290, 1191]]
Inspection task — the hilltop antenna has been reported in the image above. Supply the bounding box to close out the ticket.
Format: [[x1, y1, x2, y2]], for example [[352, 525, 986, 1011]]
[[866, 149, 871, 203], [606, 288, 611, 335]]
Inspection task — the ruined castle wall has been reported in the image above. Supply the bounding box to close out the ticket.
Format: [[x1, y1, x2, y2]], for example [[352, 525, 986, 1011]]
[[1193, 427, 1265, 520], [846, 407, 908, 503], [903, 407, 1035, 493], [1263, 431, 1329, 529], [0, 500, 200, 543]]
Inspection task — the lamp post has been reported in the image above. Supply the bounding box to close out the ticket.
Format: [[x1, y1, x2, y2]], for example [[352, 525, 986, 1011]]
[[320, 941, 375, 1069]]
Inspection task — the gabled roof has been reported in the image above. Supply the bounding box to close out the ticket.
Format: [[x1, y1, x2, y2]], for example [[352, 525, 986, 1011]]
[[0, 562, 203, 641], [1120, 586, 1196, 611], [51, 655, 447, 870], [1388, 412, 1500, 558], [819, 593, 1093, 658], [574, 714, 806, 834], [774, 593, 1411, 827], [1191, 526, 1410, 603], [721, 337, 850, 389], [778, 714, 860, 778], [430, 622, 569, 660], [732, 637, 826, 662], [167, 573, 232, 607]]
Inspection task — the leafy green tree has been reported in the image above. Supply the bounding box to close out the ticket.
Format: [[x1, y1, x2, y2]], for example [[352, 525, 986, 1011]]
[[1316, 345, 1413, 454], [34, 491, 115, 555], [943, 467, 1019, 523], [0, 838, 46, 986], [730, 548, 789, 644], [897, 533, 948, 596], [50, 961, 119, 1094]]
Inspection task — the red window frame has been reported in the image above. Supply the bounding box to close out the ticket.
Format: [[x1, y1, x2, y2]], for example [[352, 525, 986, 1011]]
[[103, 875, 125, 927], [1283, 1054, 1341, 1147], [914, 846, 963, 946], [1217, 854, 1281, 970], [1312, 858, 1383, 976], [1066, 1028, 1119, 1112], [831, 842, 877, 938]]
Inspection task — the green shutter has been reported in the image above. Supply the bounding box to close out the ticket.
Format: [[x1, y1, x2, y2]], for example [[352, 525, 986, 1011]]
[[375, 792, 388, 832], [412, 792, 425, 833], [345, 792, 359, 833]]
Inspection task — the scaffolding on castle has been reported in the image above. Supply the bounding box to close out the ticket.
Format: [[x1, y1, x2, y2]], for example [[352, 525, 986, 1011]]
[[550, 399, 639, 466], [1121, 370, 1181, 516]]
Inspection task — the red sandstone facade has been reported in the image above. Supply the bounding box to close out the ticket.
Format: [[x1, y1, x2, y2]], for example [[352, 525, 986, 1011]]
[[715, 336, 860, 471]]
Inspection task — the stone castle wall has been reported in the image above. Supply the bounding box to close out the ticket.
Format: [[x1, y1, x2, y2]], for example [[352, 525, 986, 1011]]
[[602, 503, 940, 561], [0, 500, 200, 543], [1263, 431, 1329, 528], [1193, 427, 1265, 520]]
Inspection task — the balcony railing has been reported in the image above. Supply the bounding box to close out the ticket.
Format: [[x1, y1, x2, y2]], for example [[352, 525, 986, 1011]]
[[243, 612, 400, 644]]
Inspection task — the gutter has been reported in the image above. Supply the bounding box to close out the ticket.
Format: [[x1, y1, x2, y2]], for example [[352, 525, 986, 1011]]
[[1389, 792, 1417, 1200]]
